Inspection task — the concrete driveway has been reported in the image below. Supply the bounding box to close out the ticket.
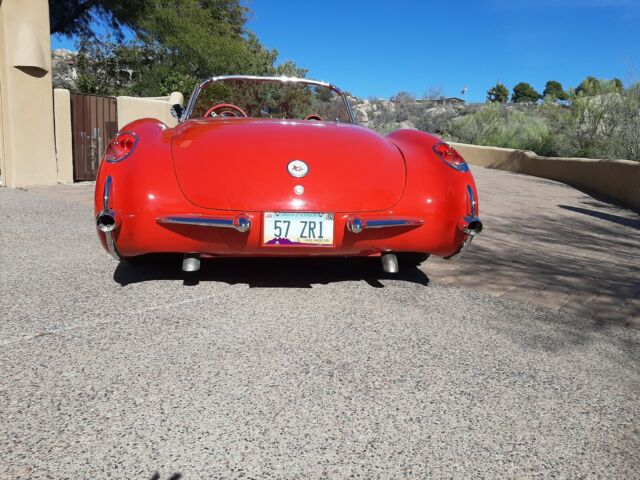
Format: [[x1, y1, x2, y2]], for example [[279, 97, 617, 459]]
[[1, 166, 639, 479]]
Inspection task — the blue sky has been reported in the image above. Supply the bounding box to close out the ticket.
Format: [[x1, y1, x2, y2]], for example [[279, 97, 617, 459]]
[[52, 0, 640, 102]]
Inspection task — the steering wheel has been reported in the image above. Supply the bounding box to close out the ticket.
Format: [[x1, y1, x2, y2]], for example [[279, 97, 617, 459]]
[[205, 103, 248, 118], [304, 113, 323, 121]]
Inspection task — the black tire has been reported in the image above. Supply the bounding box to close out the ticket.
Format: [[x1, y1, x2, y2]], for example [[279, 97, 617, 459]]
[[397, 253, 430, 267]]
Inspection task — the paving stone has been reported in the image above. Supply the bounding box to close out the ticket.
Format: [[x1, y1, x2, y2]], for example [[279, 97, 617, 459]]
[[425, 166, 640, 325]]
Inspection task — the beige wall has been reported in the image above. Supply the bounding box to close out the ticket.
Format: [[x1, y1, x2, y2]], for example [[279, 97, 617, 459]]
[[0, 0, 57, 187], [0, 67, 5, 185], [48, 90, 184, 185], [116, 92, 184, 129], [53, 88, 73, 183], [451, 142, 640, 211]]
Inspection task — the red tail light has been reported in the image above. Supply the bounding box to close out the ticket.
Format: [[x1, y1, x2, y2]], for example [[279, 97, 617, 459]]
[[433, 142, 468, 172], [104, 132, 138, 163]]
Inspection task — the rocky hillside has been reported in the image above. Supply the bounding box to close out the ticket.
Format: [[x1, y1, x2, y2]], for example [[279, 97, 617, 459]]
[[349, 97, 533, 135], [52, 49, 78, 89]]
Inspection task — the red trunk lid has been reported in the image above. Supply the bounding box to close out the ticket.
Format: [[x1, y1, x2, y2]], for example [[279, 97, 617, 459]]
[[171, 118, 405, 212]]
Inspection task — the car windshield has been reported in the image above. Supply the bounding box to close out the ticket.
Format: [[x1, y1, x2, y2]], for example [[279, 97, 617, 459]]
[[187, 77, 354, 123]]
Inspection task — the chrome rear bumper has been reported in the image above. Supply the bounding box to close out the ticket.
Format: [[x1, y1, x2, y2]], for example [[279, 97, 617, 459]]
[[447, 185, 483, 258], [346, 216, 423, 234], [96, 176, 121, 260], [157, 214, 252, 232]]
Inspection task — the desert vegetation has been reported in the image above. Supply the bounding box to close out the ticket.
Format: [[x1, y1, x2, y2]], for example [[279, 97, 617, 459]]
[[354, 78, 640, 161], [451, 79, 639, 160]]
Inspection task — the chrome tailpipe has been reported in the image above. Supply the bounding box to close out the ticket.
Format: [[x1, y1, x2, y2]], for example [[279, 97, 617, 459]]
[[96, 209, 120, 233], [182, 253, 201, 272], [450, 215, 483, 258], [381, 253, 399, 273], [458, 216, 483, 236]]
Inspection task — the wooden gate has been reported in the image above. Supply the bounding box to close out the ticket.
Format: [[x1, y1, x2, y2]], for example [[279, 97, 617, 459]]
[[70, 93, 118, 181]]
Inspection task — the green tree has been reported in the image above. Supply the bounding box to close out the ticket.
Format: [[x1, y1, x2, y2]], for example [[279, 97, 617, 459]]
[[57, 0, 307, 98], [543, 80, 568, 100], [486, 82, 509, 103], [511, 82, 542, 103], [74, 36, 143, 96], [50, 0, 149, 38]]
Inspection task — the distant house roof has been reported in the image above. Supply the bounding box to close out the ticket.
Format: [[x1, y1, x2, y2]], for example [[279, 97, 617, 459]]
[[445, 97, 465, 104]]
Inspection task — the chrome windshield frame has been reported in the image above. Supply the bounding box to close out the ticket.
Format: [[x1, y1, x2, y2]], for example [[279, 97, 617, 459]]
[[182, 75, 356, 124]]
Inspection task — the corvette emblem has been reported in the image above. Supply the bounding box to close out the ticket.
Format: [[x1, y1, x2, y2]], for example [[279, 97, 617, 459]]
[[287, 160, 309, 178]]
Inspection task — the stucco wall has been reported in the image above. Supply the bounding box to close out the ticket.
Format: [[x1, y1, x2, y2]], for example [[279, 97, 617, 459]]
[[0, 0, 57, 187], [116, 92, 184, 129], [451, 142, 640, 211], [53, 88, 73, 183]]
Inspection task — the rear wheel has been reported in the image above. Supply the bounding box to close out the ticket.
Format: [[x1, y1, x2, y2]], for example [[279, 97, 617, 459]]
[[397, 253, 430, 268]]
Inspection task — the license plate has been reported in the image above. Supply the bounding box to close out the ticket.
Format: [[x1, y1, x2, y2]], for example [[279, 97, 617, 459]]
[[263, 212, 334, 246]]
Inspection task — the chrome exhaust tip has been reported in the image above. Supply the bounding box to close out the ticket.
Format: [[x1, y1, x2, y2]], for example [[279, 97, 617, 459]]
[[381, 253, 399, 273], [447, 215, 483, 259], [458, 216, 483, 236], [182, 253, 201, 272], [96, 210, 119, 233]]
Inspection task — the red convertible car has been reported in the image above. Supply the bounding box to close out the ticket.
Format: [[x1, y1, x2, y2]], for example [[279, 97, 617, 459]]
[[94, 75, 482, 273]]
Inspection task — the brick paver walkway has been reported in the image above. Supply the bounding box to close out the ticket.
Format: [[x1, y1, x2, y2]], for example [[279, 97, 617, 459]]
[[28, 166, 640, 327], [428, 166, 640, 327]]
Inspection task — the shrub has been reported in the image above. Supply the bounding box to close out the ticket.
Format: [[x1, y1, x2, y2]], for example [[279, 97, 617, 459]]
[[547, 80, 628, 159], [614, 83, 640, 160], [448, 103, 559, 156]]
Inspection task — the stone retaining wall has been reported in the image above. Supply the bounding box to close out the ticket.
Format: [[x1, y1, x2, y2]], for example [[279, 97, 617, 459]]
[[450, 142, 640, 211]]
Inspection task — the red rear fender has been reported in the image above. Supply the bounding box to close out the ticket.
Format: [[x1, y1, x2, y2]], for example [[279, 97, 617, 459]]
[[387, 129, 480, 254]]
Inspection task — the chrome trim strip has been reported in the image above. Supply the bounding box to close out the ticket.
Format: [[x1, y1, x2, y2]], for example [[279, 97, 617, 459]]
[[98, 175, 120, 260], [455, 235, 475, 257], [199, 75, 336, 92], [183, 75, 355, 124], [467, 185, 477, 216], [102, 175, 112, 210], [104, 230, 120, 260], [157, 215, 252, 233], [347, 216, 423, 233], [365, 219, 423, 229]]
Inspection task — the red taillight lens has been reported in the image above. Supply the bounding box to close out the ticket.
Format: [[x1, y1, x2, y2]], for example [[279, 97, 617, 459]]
[[433, 142, 468, 172], [104, 132, 138, 163]]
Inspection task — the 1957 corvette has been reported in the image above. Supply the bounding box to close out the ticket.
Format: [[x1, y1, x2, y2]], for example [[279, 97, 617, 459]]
[[94, 75, 482, 273]]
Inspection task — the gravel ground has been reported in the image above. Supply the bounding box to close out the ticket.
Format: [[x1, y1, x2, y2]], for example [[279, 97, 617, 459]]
[[1, 186, 639, 479]]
